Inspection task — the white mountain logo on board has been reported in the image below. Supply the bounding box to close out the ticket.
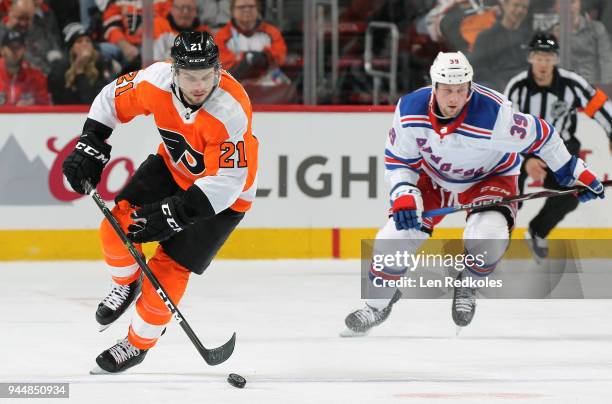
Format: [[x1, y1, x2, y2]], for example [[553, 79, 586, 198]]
[[0, 135, 63, 205]]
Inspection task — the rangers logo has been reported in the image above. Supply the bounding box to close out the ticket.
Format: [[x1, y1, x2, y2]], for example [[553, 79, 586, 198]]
[[158, 128, 206, 175]]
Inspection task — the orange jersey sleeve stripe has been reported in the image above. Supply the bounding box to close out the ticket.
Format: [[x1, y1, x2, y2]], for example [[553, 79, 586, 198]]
[[230, 198, 253, 212]]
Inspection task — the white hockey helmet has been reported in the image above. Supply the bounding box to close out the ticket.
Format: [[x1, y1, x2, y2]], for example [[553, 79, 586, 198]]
[[430, 51, 473, 89]]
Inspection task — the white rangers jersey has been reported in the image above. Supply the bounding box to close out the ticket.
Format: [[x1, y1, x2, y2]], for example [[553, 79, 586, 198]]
[[385, 84, 572, 194]]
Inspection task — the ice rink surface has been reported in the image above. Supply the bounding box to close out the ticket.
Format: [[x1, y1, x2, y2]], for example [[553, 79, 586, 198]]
[[1, 259, 612, 404]]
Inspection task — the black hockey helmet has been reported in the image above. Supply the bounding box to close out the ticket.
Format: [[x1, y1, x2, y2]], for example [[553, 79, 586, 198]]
[[171, 31, 220, 70], [528, 32, 559, 54]]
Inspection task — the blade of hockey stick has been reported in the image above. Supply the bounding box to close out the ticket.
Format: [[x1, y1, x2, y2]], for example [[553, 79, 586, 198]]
[[84, 181, 235, 366], [423, 180, 612, 219]]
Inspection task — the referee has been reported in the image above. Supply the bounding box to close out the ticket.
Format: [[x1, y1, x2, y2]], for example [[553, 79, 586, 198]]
[[504, 31, 612, 261]]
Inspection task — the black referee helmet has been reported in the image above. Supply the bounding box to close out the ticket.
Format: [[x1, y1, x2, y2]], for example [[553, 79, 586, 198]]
[[528, 32, 560, 54]]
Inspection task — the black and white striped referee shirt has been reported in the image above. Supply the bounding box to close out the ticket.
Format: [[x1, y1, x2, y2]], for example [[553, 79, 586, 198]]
[[504, 67, 612, 152]]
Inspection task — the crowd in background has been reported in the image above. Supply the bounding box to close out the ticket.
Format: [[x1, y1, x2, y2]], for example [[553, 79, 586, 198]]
[[0, 0, 610, 105], [0, 0, 289, 105], [335, 0, 612, 103]]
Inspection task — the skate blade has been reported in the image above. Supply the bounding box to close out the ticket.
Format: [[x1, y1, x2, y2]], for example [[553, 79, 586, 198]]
[[98, 323, 112, 333], [339, 328, 369, 338], [90, 366, 114, 375], [455, 326, 462, 336]]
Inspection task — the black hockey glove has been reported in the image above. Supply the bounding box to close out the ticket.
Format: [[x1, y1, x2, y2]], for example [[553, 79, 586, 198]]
[[127, 196, 197, 243], [62, 133, 111, 194]]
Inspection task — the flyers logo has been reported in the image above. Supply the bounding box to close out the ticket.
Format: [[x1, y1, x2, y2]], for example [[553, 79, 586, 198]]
[[158, 128, 205, 175]]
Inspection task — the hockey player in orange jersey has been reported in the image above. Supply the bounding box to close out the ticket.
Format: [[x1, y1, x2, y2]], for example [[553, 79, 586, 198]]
[[62, 31, 258, 373]]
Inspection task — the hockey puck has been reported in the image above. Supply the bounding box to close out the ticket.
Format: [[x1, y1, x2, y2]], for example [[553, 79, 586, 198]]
[[227, 373, 246, 388]]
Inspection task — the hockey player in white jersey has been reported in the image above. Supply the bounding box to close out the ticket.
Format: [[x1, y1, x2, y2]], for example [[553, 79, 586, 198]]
[[341, 51, 605, 336]]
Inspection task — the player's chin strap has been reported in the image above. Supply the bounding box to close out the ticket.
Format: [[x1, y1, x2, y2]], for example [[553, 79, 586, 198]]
[[170, 65, 221, 118]]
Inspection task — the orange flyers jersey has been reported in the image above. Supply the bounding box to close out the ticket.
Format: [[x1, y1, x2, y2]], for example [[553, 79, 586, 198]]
[[87, 62, 258, 213]]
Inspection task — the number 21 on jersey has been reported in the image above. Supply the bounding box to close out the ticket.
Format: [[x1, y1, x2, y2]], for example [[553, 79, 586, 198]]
[[114, 71, 139, 97], [220, 141, 247, 168]]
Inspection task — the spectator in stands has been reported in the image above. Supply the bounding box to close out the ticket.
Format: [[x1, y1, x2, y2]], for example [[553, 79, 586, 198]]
[[216, 0, 293, 102], [79, 0, 99, 31], [0, 0, 62, 73], [552, 0, 612, 84], [215, 0, 286, 81], [198, 0, 230, 32], [0, 30, 49, 105], [470, 0, 532, 91], [0, 0, 69, 35], [47, 22, 112, 104], [81, 0, 107, 44], [101, 0, 170, 71], [33, 0, 62, 43], [153, 0, 209, 61], [437, 0, 501, 52], [582, 0, 612, 39], [47, 0, 81, 32]]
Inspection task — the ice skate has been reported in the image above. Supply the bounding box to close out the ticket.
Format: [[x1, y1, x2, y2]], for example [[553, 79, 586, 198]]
[[96, 274, 142, 332], [90, 337, 148, 374], [452, 272, 476, 328], [524, 227, 548, 264], [340, 289, 401, 337]]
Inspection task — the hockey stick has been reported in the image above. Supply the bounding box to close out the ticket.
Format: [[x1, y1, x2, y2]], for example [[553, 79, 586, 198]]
[[83, 181, 235, 366], [423, 179, 612, 219]]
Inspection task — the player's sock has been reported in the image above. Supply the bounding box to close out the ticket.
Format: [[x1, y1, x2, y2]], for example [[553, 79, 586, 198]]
[[96, 274, 142, 328], [452, 271, 476, 327], [94, 337, 148, 374]]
